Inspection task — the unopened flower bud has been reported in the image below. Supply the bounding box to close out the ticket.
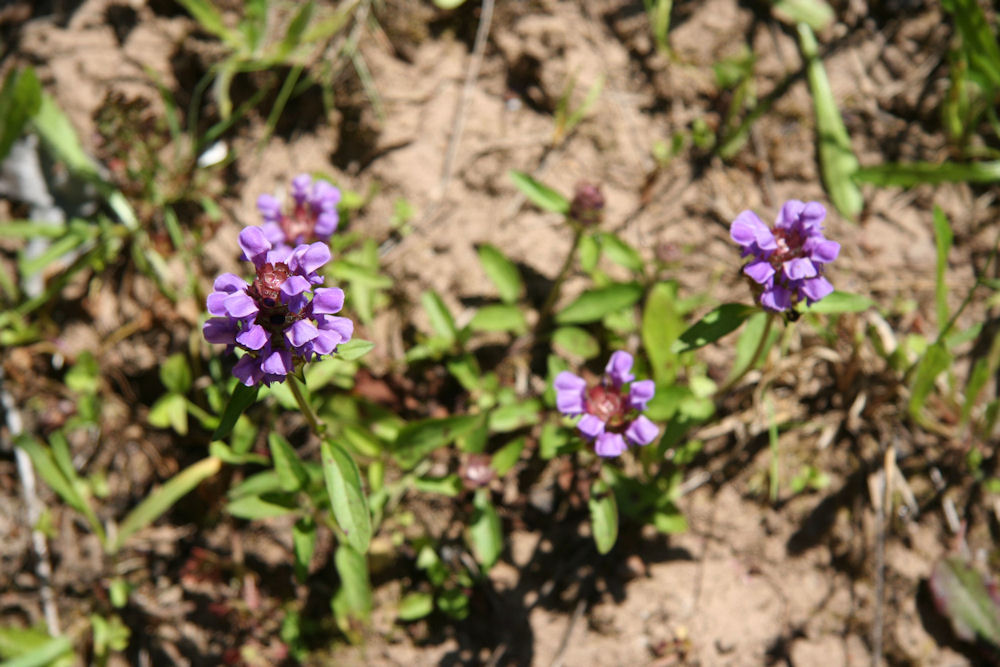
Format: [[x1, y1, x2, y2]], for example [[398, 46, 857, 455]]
[[569, 181, 604, 227]]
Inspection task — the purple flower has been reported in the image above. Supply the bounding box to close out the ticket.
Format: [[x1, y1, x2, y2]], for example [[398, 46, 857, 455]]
[[730, 200, 840, 312], [256, 173, 342, 249], [553, 351, 659, 458], [203, 227, 353, 386]]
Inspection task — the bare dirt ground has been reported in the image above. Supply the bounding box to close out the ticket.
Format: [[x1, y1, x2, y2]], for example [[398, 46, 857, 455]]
[[3, 0, 999, 665]]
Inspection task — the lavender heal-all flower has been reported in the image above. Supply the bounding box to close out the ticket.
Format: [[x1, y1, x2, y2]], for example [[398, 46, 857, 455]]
[[256, 173, 341, 249], [203, 226, 353, 387], [554, 351, 659, 458], [730, 200, 840, 313]]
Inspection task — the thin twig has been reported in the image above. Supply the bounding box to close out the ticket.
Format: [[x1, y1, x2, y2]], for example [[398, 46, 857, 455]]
[[1, 366, 60, 634], [872, 443, 894, 667], [438, 0, 495, 199], [550, 591, 588, 667]]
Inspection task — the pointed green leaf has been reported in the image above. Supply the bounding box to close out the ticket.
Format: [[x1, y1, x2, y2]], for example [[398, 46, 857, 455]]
[[589, 479, 618, 554], [798, 23, 863, 221], [477, 244, 523, 304], [929, 556, 1000, 644], [0, 67, 42, 162], [212, 382, 259, 442], [269, 433, 309, 492], [596, 232, 643, 272], [508, 170, 570, 214], [331, 543, 372, 642], [467, 488, 503, 570], [672, 303, 757, 353], [552, 326, 600, 360], [392, 415, 482, 469], [933, 206, 953, 328], [398, 591, 435, 621], [321, 440, 372, 553], [854, 160, 1000, 186], [421, 290, 458, 343], [555, 282, 643, 324], [469, 304, 527, 334], [148, 393, 188, 435], [115, 457, 222, 551], [909, 342, 952, 420], [799, 290, 874, 314], [642, 282, 683, 384], [335, 338, 374, 360]]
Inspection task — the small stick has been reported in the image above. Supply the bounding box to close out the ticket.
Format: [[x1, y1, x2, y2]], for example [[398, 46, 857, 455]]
[[871, 444, 895, 667], [1, 367, 60, 634]]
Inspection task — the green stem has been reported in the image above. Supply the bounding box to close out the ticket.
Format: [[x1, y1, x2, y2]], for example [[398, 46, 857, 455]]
[[535, 226, 584, 338], [288, 375, 327, 438], [715, 311, 776, 397]]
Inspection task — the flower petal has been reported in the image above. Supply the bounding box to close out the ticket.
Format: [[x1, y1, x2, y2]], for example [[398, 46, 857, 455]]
[[806, 238, 840, 264], [203, 318, 237, 344], [628, 380, 655, 411], [291, 174, 312, 203], [594, 433, 628, 457], [605, 351, 635, 387], [236, 323, 269, 350], [261, 348, 293, 376], [257, 194, 282, 221], [280, 275, 311, 299], [291, 242, 331, 276], [730, 210, 776, 250], [578, 414, 606, 438], [287, 320, 319, 347], [783, 257, 817, 280], [224, 292, 258, 318], [760, 284, 792, 312], [233, 355, 263, 386], [213, 273, 246, 293], [309, 329, 342, 356], [776, 200, 806, 230], [311, 288, 345, 314], [315, 211, 339, 238], [801, 276, 834, 303], [316, 315, 353, 343], [238, 226, 271, 266], [625, 416, 659, 446], [744, 259, 775, 284]]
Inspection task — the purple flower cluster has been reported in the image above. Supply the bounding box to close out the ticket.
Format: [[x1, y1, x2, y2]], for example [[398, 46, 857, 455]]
[[203, 227, 353, 386], [257, 174, 341, 249], [730, 200, 840, 312], [554, 351, 659, 458]]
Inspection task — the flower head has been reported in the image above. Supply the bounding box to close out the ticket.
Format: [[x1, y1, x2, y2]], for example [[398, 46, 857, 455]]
[[569, 181, 605, 227], [554, 351, 659, 457], [203, 226, 353, 386], [730, 200, 840, 312], [256, 174, 341, 249]]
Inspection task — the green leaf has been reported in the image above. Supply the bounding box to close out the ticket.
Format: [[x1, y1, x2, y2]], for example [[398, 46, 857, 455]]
[[392, 415, 482, 469], [555, 282, 644, 324], [0, 633, 72, 667], [933, 206, 953, 328], [0, 67, 42, 162], [421, 290, 458, 343], [596, 232, 643, 272], [672, 303, 757, 353], [175, 0, 240, 46], [434, 0, 468, 8], [211, 382, 259, 442], [798, 23, 863, 221], [32, 93, 100, 180], [589, 479, 618, 554], [726, 311, 776, 383], [446, 354, 482, 392], [642, 282, 683, 384], [269, 433, 309, 493], [16, 435, 106, 546], [487, 400, 541, 433], [771, 0, 833, 30], [491, 437, 525, 475], [331, 544, 373, 641], [293, 517, 317, 582], [276, 0, 314, 59], [65, 351, 99, 395], [321, 440, 372, 553], [908, 342, 952, 420], [226, 494, 298, 520], [799, 290, 874, 314], [477, 244, 523, 304], [334, 338, 373, 360], [413, 474, 463, 496], [114, 457, 222, 552], [398, 592, 435, 621], [854, 160, 1000, 186], [929, 556, 1000, 644], [539, 422, 572, 460], [652, 507, 688, 534], [469, 304, 527, 334], [147, 393, 188, 435], [578, 233, 600, 273], [508, 170, 570, 214], [467, 488, 503, 570], [552, 326, 600, 360]]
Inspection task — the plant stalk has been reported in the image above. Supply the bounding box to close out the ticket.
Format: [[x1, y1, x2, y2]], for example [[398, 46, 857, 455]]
[[535, 226, 583, 338], [288, 375, 327, 437], [716, 311, 776, 397]]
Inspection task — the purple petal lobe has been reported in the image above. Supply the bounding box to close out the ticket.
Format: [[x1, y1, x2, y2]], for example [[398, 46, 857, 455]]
[[257, 194, 281, 221], [744, 260, 775, 284], [213, 273, 246, 293], [239, 226, 271, 265], [594, 433, 628, 457], [311, 288, 345, 314], [224, 292, 258, 318], [292, 242, 331, 275], [628, 380, 656, 411], [799, 201, 826, 229], [625, 416, 659, 446], [287, 320, 319, 347], [807, 238, 840, 263], [280, 275, 311, 299], [731, 210, 776, 250], [261, 349, 293, 376], [784, 257, 817, 280], [554, 371, 586, 392], [801, 276, 834, 303], [760, 285, 792, 312], [236, 324, 268, 350], [310, 330, 341, 356], [578, 414, 606, 438], [203, 318, 237, 344], [291, 174, 312, 202], [233, 355, 263, 386], [317, 315, 353, 343], [605, 351, 635, 386], [776, 200, 806, 230]]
